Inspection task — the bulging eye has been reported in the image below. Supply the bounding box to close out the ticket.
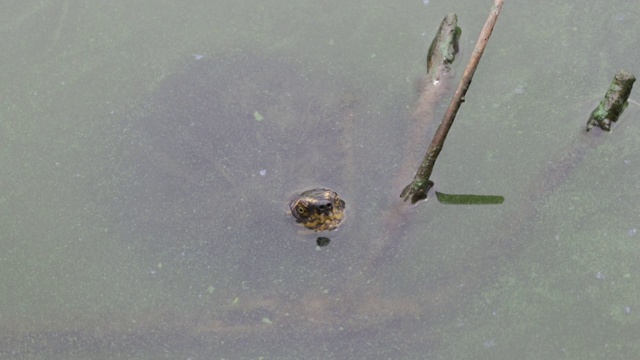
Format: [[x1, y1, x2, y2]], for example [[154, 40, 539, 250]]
[[296, 205, 308, 215]]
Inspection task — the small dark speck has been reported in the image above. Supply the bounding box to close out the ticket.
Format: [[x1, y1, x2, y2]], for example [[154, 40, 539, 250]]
[[316, 237, 330, 247]]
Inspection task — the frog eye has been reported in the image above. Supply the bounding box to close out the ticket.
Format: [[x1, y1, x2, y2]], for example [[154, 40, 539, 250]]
[[295, 204, 308, 216]]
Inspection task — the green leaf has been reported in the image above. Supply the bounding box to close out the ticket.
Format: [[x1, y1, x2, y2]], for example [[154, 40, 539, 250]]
[[435, 191, 504, 205]]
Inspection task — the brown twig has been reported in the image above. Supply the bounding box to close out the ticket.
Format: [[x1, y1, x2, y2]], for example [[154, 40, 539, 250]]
[[401, 0, 505, 204]]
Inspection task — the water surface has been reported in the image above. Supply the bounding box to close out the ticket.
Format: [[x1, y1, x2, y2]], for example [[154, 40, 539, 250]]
[[2, 1, 640, 358]]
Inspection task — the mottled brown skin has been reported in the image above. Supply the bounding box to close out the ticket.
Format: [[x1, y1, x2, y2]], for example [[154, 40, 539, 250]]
[[289, 188, 345, 232]]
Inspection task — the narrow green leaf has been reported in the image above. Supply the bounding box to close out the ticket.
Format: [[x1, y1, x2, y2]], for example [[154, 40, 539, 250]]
[[435, 191, 504, 205]]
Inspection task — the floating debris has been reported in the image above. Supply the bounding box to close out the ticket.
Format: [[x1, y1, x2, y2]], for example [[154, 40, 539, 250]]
[[316, 237, 330, 247], [586, 70, 636, 131]]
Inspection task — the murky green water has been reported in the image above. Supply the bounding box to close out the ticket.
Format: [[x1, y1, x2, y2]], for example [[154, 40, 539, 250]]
[[2, 1, 640, 358]]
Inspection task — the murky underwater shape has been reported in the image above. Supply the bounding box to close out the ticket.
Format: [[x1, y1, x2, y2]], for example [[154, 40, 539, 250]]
[[101, 50, 457, 356]]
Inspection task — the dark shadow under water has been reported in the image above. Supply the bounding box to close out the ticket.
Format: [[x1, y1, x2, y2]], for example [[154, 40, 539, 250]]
[[98, 51, 439, 358], [3, 50, 542, 358]]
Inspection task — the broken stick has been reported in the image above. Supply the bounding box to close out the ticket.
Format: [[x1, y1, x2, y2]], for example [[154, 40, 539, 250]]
[[401, 0, 504, 204], [586, 70, 636, 131]]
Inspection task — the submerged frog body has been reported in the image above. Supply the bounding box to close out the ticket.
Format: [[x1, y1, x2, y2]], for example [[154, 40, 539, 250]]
[[116, 52, 356, 251], [289, 188, 346, 232]]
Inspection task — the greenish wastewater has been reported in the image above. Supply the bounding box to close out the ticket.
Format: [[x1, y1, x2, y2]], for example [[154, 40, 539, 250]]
[[1, 1, 640, 359]]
